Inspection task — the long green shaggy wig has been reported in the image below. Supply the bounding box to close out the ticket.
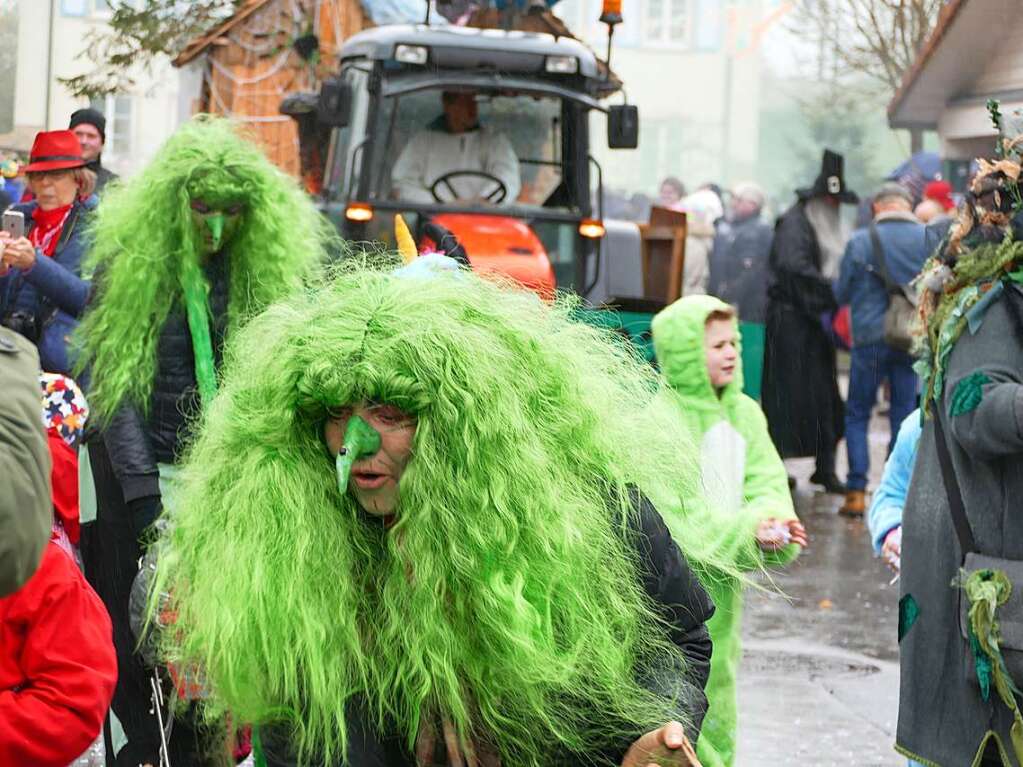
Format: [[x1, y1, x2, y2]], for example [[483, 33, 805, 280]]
[[153, 264, 719, 765], [76, 116, 332, 422]]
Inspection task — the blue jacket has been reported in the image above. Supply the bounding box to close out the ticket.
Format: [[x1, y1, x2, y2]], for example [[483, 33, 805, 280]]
[[866, 409, 921, 553], [0, 197, 96, 376], [834, 211, 927, 347]]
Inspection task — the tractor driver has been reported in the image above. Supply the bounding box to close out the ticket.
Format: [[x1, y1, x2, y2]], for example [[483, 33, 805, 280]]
[[391, 90, 522, 206]]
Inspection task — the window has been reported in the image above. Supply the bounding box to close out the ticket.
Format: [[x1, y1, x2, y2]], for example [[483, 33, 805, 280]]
[[375, 89, 564, 210], [88, 95, 133, 159], [644, 0, 692, 47], [61, 0, 117, 16]]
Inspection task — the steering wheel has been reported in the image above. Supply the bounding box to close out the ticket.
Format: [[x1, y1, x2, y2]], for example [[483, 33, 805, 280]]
[[429, 170, 508, 205]]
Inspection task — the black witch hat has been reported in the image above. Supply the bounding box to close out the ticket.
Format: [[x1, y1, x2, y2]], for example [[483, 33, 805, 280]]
[[797, 149, 859, 204]]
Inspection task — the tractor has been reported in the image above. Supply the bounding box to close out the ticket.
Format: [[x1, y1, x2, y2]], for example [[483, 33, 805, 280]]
[[312, 6, 655, 327]]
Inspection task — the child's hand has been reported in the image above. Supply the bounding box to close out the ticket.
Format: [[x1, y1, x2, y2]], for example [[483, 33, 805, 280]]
[[756, 518, 808, 551], [881, 526, 901, 572]]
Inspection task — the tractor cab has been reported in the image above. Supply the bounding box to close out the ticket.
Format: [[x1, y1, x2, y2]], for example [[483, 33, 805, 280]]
[[317, 23, 637, 298]]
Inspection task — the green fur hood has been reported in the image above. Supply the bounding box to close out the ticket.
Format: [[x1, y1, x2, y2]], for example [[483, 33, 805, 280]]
[[652, 295, 744, 416]]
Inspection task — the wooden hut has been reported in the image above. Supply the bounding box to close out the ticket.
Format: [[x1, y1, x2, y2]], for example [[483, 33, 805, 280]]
[[173, 0, 371, 183]]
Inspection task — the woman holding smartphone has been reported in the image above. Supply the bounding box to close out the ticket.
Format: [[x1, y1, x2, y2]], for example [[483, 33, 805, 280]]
[[0, 129, 96, 376]]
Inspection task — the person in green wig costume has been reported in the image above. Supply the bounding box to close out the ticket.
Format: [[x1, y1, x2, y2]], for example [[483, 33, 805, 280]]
[[148, 251, 719, 767], [651, 295, 806, 767], [75, 116, 332, 767]]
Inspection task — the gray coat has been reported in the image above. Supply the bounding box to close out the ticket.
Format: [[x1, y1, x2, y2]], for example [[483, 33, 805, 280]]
[[897, 284, 1023, 766], [0, 328, 51, 597]]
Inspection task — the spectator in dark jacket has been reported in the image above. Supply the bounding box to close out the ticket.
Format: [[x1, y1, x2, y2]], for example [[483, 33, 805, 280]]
[[0, 130, 96, 376], [834, 182, 926, 516], [69, 107, 119, 195], [709, 181, 773, 324]]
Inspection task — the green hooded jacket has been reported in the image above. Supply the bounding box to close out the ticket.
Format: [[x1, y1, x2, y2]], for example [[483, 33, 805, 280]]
[[652, 294, 800, 767]]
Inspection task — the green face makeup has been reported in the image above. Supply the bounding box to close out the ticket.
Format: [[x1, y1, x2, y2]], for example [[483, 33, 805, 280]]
[[190, 199, 243, 255], [335, 415, 382, 494]]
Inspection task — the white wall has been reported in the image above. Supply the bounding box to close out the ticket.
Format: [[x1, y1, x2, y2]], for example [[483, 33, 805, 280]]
[[11, 0, 196, 176], [555, 0, 763, 196]]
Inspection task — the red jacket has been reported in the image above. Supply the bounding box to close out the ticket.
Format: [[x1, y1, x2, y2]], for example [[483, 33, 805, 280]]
[[0, 544, 117, 766]]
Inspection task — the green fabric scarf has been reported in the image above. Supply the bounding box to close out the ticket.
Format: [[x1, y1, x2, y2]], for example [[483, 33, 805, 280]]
[[180, 261, 217, 405]]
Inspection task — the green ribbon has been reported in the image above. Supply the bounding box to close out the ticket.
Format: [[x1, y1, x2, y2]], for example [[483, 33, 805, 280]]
[[962, 568, 1023, 760], [180, 261, 217, 406], [335, 415, 382, 493]]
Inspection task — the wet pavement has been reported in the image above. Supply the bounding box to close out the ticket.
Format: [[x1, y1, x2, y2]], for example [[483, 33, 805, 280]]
[[735, 407, 904, 766]]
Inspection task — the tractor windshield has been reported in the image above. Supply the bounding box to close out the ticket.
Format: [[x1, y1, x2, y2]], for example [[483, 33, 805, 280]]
[[371, 89, 567, 211]]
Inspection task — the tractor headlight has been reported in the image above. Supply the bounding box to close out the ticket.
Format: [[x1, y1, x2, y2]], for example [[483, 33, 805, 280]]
[[545, 55, 579, 74], [395, 44, 429, 65]]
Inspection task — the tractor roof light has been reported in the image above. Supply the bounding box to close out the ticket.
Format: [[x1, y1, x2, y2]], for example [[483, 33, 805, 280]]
[[545, 55, 579, 74], [600, 0, 623, 25], [395, 44, 429, 65], [578, 219, 606, 239], [345, 202, 374, 222]]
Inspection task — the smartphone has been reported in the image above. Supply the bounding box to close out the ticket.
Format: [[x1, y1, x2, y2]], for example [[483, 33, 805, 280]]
[[2, 210, 24, 239]]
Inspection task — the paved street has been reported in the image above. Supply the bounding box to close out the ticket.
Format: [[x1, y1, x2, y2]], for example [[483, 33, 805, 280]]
[[736, 406, 903, 766]]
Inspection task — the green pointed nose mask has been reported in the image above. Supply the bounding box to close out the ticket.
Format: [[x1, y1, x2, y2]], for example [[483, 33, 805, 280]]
[[190, 201, 243, 255], [335, 415, 382, 493]]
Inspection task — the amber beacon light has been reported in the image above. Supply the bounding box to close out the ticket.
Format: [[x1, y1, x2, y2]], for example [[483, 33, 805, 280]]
[[578, 219, 606, 239], [600, 0, 623, 24], [345, 202, 374, 222]]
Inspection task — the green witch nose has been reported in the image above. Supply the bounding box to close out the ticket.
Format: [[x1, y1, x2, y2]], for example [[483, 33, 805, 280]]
[[205, 213, 225, 250], [335, 415, 382, 493]]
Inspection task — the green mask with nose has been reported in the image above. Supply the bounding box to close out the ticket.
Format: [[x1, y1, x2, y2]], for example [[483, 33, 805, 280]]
[[190, 199, 243, 256]]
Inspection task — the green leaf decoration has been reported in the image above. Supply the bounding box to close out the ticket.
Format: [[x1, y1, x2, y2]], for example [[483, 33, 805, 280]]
[[899, 594, 919, 642], [950, 371, 991, 417]]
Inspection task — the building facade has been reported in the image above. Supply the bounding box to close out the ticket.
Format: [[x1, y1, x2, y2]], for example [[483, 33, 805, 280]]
[[555, 0, 771, 198], [4, 0, 193, 176]]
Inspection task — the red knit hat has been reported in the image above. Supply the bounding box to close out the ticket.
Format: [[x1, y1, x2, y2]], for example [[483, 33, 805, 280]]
[[923, 180, 955, 212], [21, 130, 86, 174]]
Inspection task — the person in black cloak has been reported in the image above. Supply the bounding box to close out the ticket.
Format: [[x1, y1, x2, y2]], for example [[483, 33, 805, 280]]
[[762, 149, 858, 494]]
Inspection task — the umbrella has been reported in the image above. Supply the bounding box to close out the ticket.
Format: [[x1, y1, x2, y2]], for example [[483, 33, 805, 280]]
[[886, 151, 942, 203]]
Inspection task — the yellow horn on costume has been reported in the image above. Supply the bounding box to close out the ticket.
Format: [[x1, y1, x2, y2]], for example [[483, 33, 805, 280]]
[[395, 215, 417, 264]]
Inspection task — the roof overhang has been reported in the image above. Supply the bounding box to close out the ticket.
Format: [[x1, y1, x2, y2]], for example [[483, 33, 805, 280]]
[[888, 0, 1019, 131], [173, 0, 275, 67]]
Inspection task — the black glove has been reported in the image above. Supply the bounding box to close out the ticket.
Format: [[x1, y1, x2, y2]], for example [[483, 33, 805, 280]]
[[422, 220, 471, 267], [128, 494, 162, 540]]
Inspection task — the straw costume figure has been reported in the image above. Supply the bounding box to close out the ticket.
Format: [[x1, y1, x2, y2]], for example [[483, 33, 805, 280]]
[[76, 116, 330, 766], [149, 238, 717, 767], [897, 103, 1023, 767]]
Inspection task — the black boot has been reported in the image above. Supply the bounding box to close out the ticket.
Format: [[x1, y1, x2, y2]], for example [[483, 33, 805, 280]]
[[809, 470, 846, 494], [811, 446, 845, 495]]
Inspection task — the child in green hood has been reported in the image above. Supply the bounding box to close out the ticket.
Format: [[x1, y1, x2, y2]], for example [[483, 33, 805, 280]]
[[652, 295, 807, 767]]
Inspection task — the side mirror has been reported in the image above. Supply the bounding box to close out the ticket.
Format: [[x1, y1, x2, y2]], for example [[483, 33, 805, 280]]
[[317, 79, 352, 128], [607, 104, 639, 149]]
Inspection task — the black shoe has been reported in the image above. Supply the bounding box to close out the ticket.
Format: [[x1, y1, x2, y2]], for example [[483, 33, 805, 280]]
[[810, 471, 846, 495]]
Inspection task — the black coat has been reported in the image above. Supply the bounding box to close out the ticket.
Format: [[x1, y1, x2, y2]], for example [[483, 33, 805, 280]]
[[98, 254, 230, 503], [761, 200, 844, 459], [88, 159, 118, 195], [262, 494, 715, 767], [708, 214, 774, 324]]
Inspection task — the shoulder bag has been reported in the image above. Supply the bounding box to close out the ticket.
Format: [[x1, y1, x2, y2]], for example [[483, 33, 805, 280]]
[[932, 404, 1023, 684], [870, 223, 916, 353]]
